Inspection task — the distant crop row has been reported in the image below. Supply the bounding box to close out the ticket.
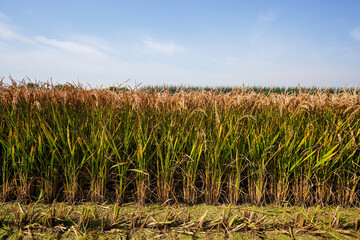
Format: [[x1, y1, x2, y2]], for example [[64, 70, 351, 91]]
[[1, 80, 360, 206], [13, 77, 356, 95]]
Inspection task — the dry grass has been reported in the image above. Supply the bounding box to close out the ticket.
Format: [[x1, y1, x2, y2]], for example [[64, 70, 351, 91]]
[[0, 202, 360, 239]]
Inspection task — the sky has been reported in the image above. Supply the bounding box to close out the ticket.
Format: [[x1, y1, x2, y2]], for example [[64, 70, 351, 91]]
[[0, 0, 360, 88]]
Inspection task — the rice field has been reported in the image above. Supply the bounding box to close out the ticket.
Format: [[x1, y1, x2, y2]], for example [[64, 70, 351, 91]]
[[1, 79, 360, 206]]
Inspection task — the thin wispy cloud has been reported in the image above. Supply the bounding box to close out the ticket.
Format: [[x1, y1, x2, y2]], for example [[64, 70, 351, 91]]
[[36, 36, 100, 55], [350, 28, 360, 41], [0, 15, 188, 86], [143, 37, 184, 55], [0, 21, 29, 42], [69, 34, 118, 54], [252, 10, 278, 40], [0, 12, 9, 21], [0, 23, 18, 40]]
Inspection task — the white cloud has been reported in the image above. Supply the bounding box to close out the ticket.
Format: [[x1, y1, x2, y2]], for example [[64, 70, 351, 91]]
[[143, 37, 184, 55], [68, 34, 118, 54], [0, 22, 29, 42], [350, 28, 360, 41], [36, 36, 100, 55], [0, 23, 17, 39]]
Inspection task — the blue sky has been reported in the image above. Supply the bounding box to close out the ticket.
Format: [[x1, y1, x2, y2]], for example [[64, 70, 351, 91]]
[[1, 1, 360, 88]]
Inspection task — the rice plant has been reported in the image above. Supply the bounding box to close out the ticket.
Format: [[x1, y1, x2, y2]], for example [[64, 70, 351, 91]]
[[1, 79, 360, 206]]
